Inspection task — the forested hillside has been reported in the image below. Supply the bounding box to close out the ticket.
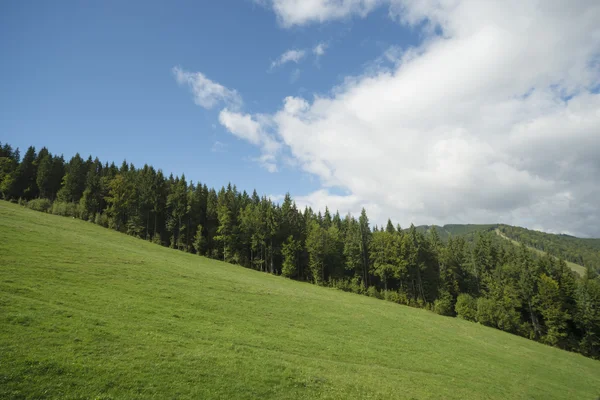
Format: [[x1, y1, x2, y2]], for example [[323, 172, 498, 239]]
[[413, 224, 498, 242], [1, 141, 599, 358], [499, 224, 600, 274], [414, 224, 589, 276]]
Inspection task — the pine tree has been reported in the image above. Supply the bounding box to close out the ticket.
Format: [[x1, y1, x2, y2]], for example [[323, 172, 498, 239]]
[[167, 175, 188, 250], [370, 230, 398, 291], [193, 225, 205, 255], [215, 186, 235, 261], [344, 216, 363, 278], [14, 146, 38, 200], [57, 153, 87, 203], [36, 151, 54, 199], [385, 219, 395, 234], [80, 158, 103, 219], [105, 174, 134, 231], [306, 220, 327, 284], [0, 143, 19, 199], [358, 208, 371, 287], [281, 235, 300, 278], [537, 274, 569, 346], [575, 274, 600, 357]]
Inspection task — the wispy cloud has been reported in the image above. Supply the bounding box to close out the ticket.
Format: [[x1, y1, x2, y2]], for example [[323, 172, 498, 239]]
[[270, 49, 306, 70], [290, 68, 301, 83], [211, 141, 227, 153], [218, 109, 282, 173], [172, 66, 242, 110], [173, 66, 283, 172], [313, 42, 327, 57]]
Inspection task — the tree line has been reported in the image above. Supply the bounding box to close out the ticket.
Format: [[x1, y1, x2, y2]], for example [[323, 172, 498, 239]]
[[1, 142, 599, 358]]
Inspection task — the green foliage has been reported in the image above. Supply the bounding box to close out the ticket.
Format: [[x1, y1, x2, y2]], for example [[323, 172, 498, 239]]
[[575, 275, 600, 358], [536, 274, 569, 346], [455, 293, 477, 321], [370, 230, 401, 291], [306, 220, 328, 284], [13, 146, 39, 200], [0, 143, 19, 200], [193, 224, 205, 255], [281, 235, 300, 278], [26, 198, 52, 213], [94, 212, 109, 228], [57, 154, 86, 203], [434, 291, 454, 316], [50, 201, 80, 217], [105, 174, 134, 232], [476, 297, 497, 327], [366, 285, 382, 299], [499, 224, 599, 274]]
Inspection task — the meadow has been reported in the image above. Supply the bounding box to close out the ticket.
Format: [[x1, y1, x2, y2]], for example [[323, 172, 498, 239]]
[[1, 201, 599, 399]]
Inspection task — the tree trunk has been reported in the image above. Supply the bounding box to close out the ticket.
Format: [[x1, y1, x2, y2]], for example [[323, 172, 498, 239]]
[[270, 238, 274, 274], [187, 216, 191, 251], [528, 300, 541, 338], [417, 267, 426, 302], [153, 212, 158, 239], [146, 209, 150, 240]]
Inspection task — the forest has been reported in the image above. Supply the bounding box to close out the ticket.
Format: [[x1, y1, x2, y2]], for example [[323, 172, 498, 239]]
[[1, 141, 599, 359], [498, 224, 600, 272]]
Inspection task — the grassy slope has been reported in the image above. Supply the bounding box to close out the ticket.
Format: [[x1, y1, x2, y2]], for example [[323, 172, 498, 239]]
[[494, 229, 587, 277], [0, 202, 599, 400]]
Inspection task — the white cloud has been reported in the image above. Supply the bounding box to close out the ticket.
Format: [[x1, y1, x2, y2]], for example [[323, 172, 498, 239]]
[[218, 109, 282, 173], [259, 0, 382, 27], [255, 154, 279, 173], [270, 49, 306, 70], [247, 0, 600, 236], [313, 42, 327, 57], [172, 67, 283, 172], [173, 67, 242, 110], [218, 109, 263, 145]]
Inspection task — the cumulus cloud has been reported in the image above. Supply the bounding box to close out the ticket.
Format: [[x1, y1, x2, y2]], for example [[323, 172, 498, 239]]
[[270, 49, 306, 70], [218, 109, 263, 145], [246, 0, 600, 236], [173, 67, 242, 109], [258, 0, 382, 27]]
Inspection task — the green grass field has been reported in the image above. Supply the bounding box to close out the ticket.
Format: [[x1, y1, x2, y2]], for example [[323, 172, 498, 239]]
[[1, 201, 599, 399]]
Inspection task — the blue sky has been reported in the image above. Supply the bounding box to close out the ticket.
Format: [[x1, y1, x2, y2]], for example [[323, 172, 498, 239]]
[[2, 1, 600, 236], [0, 0, 416, 196]]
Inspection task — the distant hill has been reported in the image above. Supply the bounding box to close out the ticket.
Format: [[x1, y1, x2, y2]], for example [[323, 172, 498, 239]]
[[497, 224, 599, 275], [409, 223, 597, 276], [413, 224, 498, 242]]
